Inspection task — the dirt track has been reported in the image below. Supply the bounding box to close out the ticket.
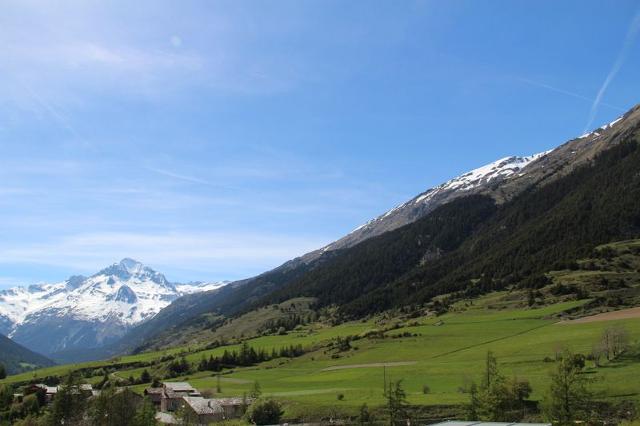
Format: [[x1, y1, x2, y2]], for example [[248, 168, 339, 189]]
[[321, 361, 416, 371], [558, 307, 640, 324]]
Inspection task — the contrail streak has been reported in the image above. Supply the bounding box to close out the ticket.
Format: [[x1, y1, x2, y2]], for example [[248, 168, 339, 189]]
[[517, 77, 625, 111], [18, 79, 82, 140], [584, 9, 640, 133]]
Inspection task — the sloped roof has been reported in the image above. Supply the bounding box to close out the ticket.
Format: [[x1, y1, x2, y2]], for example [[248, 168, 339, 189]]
[[215, 397, 249, 406], [182, 396, 224, 415], [163, 382, 195, 392], [33, 384, 58, 394]]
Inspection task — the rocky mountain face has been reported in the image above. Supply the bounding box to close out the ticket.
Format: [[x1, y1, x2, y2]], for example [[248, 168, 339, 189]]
[[310, 105, 640, 256], [0, 259, 227, 359]]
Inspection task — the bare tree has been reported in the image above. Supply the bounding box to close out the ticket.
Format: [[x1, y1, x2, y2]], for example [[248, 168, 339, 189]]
[[599, 324, 630, 361]]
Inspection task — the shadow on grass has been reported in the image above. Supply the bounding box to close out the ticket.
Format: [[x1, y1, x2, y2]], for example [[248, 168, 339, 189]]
[[598, 345, 640, 369]]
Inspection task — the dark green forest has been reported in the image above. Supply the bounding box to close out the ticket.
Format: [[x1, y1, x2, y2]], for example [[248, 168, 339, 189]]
[[256, 137, 640, 318]]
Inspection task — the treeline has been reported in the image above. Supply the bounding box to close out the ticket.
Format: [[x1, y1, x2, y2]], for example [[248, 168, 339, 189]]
[[259, 312, 317, 335], [196, 342, 306, 373]]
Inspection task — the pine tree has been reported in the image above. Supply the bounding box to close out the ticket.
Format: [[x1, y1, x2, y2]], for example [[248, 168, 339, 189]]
[[48, 373, 88, 426], [386, 380, 409, 426], [359, 403, 373, 425], [133, 397, 158, 426], [140, 369, 152, 384], [543, 349, 592, 425], [250, 381, 262, 398], [0, 384, 13, 411]]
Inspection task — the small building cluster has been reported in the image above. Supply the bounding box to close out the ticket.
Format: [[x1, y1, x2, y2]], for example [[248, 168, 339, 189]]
[[24, 383, 96, 404], [145, 381, 249, 425]]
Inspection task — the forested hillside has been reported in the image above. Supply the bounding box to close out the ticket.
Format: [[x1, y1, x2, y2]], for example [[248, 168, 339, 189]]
[[0, 334, 54, 375], [259, 136, 640, 318], [104, 108, 640, 356]]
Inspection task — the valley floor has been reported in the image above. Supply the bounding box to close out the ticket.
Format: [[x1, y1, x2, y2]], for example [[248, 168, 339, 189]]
[[4, 293, 640, 422]]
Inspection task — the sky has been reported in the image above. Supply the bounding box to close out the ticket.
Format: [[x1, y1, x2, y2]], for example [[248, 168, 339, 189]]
[[1, 0, 640, 286]]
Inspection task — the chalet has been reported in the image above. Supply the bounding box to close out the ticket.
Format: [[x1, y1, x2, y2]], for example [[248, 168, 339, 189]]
[[144, 387, 164, 408], [79, 383, 94, 397], [180, 396, 249, 425], [27, 384, 58, 403], [214, 397, 249, 419], [181, 396, 225, 424], [159, 382, 201, 412]]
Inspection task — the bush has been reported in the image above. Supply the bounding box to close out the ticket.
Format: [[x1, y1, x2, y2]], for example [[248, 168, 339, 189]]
[[247, 399, 284, 425], [337, 393, 344, 400], [422, 385, 431, 394]]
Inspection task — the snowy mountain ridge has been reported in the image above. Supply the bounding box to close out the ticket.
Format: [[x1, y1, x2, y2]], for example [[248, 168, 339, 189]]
[[0, 259, 228, 357]]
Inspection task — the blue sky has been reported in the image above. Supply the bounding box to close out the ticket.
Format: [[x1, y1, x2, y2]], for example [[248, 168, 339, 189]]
[[1, 0, 639, 286]]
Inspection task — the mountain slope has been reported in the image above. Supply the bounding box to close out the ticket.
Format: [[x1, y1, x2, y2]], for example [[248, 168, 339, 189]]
[[107, 103, 640, 353], [0, 333, 55, 375], [0, 259, 227, 360], [267, 118, 640, 318]]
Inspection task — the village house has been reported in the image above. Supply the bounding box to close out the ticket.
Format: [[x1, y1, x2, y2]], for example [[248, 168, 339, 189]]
[[181, 396, 224, 424], [180, 396, 249, 425], [159, 381, 201, 412], [27, 384, 58, 404], [143, 386, 164, 408], [24, 383, 94, 405], [146, 381, 250, 424]]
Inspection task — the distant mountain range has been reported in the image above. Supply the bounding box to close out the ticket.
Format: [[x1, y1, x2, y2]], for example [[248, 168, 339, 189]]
[[0, 258, 227, 361]]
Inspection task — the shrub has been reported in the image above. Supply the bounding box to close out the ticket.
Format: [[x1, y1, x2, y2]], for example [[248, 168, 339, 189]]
[[247, 399, 284, 425]]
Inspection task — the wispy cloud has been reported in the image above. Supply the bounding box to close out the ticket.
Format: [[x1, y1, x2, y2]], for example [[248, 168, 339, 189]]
[[16, 79, 82, 139], [517, 77, 625, 111], [145, 166, 213, 186], [584, 8, 640, 132], [0, 231, 332, 281]]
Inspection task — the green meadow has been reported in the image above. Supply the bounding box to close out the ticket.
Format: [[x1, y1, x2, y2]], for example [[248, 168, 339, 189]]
[[4, 293, 640, 420]]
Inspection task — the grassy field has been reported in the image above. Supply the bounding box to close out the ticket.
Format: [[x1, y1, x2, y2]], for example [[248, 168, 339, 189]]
[[3, 240, 640, 420], [3, 289, 640, 420], [112, 295, 640, 420]]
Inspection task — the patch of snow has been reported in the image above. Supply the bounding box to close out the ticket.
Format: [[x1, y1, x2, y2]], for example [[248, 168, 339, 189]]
[[343, 150, 550, 239], [578, 114, 624, 139]]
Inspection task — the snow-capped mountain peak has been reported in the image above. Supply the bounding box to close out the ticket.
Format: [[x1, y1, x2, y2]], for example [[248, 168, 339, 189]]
[[0, 260, 229, 357], [95, 258, 170, 286]]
